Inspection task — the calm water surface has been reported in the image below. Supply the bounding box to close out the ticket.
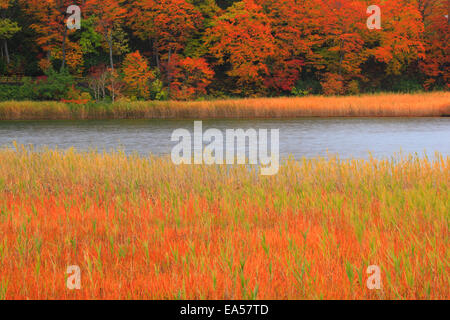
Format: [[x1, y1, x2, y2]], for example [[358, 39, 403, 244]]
[[0, 118, 449, 159]]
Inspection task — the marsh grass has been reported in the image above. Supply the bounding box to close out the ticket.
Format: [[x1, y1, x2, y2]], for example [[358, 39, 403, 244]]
[[0, 92, 449, 120], [0, 145, 448, 299]]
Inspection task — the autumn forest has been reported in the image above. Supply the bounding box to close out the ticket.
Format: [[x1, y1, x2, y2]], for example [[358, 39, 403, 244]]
[[0, 0, 448, 102]]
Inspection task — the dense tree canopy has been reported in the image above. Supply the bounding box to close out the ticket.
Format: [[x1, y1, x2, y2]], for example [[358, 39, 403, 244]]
[[0, 0, 448, 100]]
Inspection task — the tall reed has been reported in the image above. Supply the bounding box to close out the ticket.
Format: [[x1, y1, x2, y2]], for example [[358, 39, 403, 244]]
[[0, 92, 448, 120], [0, 146, 448, 299]]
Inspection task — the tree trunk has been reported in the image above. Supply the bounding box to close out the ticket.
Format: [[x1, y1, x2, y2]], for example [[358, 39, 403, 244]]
[[167, 48, 172, 98], [107, 32, 114, 71], [149, 39, 154, 67], [3, 40, 10, 65], [153, 39, 160, 70], [338, 39, 343, 76], [61, 27, 67, 71], [111, 78, 115, 103]]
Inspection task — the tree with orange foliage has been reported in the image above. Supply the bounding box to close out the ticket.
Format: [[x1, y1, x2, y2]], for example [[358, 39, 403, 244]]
[[366, 0, 425, 76], [127, 0, 202, 70], [317, 0, 367, 80], [256, 0, 325, 92], [1, 0, 448, 98], [321, 72, 345, 96], [122, 51, 154, 99], [20, 0, 84, 71], [168, 55, 214, 100], [205, 0, 275, 94], [0, 1, 8, 10], [417, 0, 449, 89]]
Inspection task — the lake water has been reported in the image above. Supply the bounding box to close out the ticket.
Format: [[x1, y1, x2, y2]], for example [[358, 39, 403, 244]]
[[0, 118, 449, 159]]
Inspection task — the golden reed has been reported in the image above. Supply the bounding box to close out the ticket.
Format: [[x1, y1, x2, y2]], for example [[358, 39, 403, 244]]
[[0, 92, 449, 120], [0, 146, 448, 299]]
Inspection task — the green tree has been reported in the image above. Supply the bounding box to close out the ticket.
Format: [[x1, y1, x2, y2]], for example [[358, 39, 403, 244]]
[[0, 0, 21, 65], [0, 18, 20, 64]]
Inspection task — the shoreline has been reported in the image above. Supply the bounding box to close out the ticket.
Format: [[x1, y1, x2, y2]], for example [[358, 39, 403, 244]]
[[0, 92, 449, 120]]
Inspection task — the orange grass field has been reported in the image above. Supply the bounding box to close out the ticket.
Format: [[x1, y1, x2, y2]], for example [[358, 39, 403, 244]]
[[0, 145, 448, 300], [0, 92, 449, 120]]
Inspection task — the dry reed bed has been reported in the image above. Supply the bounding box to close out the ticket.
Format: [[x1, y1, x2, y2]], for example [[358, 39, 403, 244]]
[[0, 92, 449, 120], [0, 146, 448, 299]]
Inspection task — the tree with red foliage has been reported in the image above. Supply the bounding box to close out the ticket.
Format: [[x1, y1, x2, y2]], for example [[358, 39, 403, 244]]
[[321, 72, 345, 96], [206, 0, 275, 94], [127, 0, 202, 70], [417, 0, 449, 89], [168, 55, 214, 100], [256, 0, 325, 92], [313, 0, 367, 85], [4, 0, 449, 99]]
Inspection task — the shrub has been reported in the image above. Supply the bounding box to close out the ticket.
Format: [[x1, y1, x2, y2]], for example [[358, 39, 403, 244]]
[[387, 77, 423, 93], [321, 73, 345, 96], [88, 64, 108, 102], [18, 77, 37, 100], [0, 84, 22, 101], [291, 78, 322, 96], [19, 68, 74, 101], [65, 85, 82, 100], [0, 59, 6, 75], [291, 86, 309, 97], [168, 55, 214, 100], [80, 92, 93, 102], [150, 79, 168, 101], [0, 76, 42, 101], [347, 80, 360, 95]]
